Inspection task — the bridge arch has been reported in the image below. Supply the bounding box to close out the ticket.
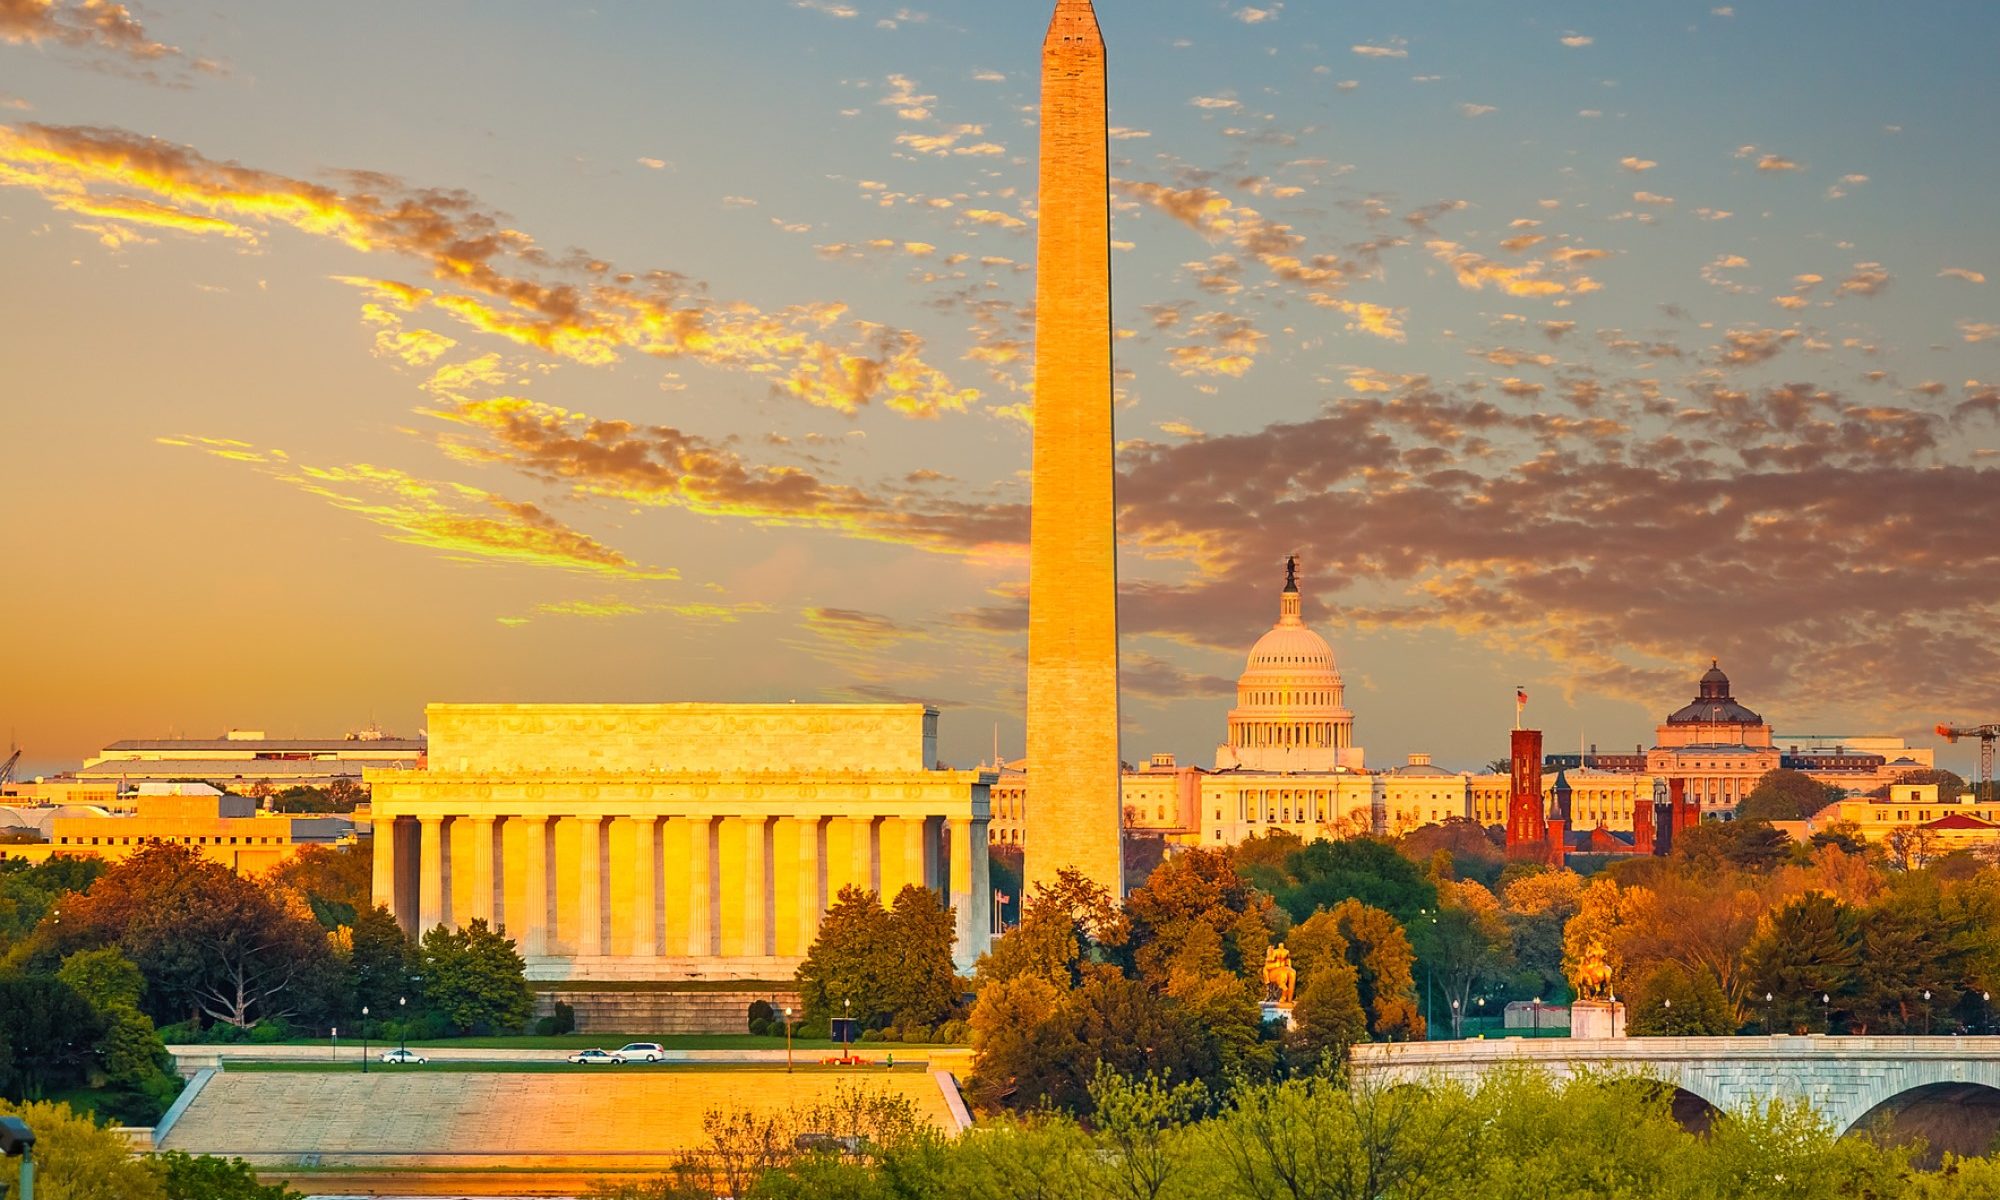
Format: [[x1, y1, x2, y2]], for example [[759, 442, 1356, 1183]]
[[1843, 1082, 2000, 1168]]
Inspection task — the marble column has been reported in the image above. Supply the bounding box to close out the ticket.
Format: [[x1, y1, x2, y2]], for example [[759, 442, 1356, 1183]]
[[418, 816, 447, 933], [519, 815, 550, 957], [742, 817, 768, 958], [576, 815, 605, 957], [371, 817, 398, 922], [879, 816, 927, 900], [970, 818, 992, 956], [948, 817, 976, 967], [774, 817, 822, 958], [624, 816, 659, 958], [469, 816, 497, 926], [846, 815, 877, 897], [687, 816, 714, 957]]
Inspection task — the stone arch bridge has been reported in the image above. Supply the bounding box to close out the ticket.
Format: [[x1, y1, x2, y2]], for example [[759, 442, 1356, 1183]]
[[1353, 1037, 2000, 1160]]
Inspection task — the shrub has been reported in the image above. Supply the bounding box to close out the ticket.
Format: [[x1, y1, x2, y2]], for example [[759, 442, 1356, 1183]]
[[860, 1028, 884, 1043], [795, 1020, 829, 1041], [748, 999, 776, 1031], [748, 1018, 771, 1037], [534, 1015, 560, 1037], [248, 1018, 293, 1044], [549, 1001, 576, 1035], [934, 1019, 971, 1045]]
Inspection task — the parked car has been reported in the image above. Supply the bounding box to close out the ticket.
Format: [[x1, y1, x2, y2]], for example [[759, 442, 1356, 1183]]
[[613, 1042, 665, 1063], [567, 1048, 621, 1065], [378, 1048, 428, 1065]]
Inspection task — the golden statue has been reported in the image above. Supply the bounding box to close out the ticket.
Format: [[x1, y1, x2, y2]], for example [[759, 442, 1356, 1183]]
[[1570, 938, 1614, 1002], [1262, 945, 1297, 1007]]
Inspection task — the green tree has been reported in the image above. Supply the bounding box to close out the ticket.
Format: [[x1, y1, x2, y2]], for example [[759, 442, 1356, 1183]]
[[1743, 893, 1861, 1033], [0, 974, 105, 1100], [1870, 769, 1967, 805], [345, 903, 418, 1021], [1626, 962, 1736, 1035], [418, 918, 532, 1035], [54, 947, 145, 1011], [1675, 819, 1798, 873], [0, 1098, 168, 1200], [878, 886, 959, 1033], [972, 868, 1125, 991], [154, 1151, 303, 1200], [1086, 1069, 1209, 1200], [0, 857, 106, 958], [797, 886, 897, 1027], [1848, 883, 1954, 1034], [1270, 838, 1437, 925], [262, 844, 372, 929], [1396, 819, 1505, 889], [1286, 959, 1368, 1071], [1736, 769, 1839, 822]]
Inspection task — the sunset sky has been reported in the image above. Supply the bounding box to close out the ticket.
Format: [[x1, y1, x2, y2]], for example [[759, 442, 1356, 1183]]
[[2, 0, 1996, 778]]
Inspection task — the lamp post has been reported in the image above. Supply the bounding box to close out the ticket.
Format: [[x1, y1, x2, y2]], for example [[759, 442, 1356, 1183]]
[[1764, 992, 1774, 1035], [0, 1116, 34, 1200], [1419, 909, 1438, 1040], [1985, 992, 1992, 1036], [361, 1005, 370, 1074], [1662, 997, 1673, 1034], [1925, 989, 1934, 1036], [1450, 998, 1461, 1040], [1533, 997, 1543, 1037], [1821, 993, 1831, 1035], [398, 995, 408, 1055], [331, 1026, 338, 1064], [784, 1006, 794, 1074]]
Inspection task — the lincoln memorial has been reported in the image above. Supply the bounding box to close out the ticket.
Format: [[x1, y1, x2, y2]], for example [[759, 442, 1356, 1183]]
[[366, 702, 994, 977]]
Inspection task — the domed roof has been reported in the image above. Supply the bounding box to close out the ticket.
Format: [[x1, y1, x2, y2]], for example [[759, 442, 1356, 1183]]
[[1667, 659, 1763, 725], [1245, 622, 1337, 675]]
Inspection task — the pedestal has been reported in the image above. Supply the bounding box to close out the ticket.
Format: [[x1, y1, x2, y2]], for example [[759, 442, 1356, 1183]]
[[1570, 999, 1626, 1039], [1260, 1002, 1295, 1029]]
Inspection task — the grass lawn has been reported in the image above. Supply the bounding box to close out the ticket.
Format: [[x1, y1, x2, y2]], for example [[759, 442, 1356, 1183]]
[[285, 1033, 955, 1050], [227, 1060, 936, 1075]]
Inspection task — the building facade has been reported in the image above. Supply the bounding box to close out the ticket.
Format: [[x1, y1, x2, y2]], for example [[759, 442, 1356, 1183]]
[[76, 729, 424, 791], [0, 786, 352, 872], [367, 703, 994, 978]]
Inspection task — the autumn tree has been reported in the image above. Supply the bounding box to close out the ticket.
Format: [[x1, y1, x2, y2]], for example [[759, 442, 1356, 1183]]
[[1123, 846, 1276, 987], [53, 843, 334, 1029], [262, 844, 372, 928], [797, 885, 960, 1031], [1412, 880, 1512, 1036], [1327, 899, 1422, 1040]]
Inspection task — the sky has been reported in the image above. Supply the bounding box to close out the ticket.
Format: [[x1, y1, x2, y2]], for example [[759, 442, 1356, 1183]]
[[1, 0, 1996, 779]]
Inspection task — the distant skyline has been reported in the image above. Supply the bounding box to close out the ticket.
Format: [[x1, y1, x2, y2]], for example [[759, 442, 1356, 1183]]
[[2, 1, 1996, 779]]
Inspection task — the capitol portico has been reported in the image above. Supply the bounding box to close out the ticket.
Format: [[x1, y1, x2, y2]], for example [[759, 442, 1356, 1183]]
[[367, 703, 993, 978]]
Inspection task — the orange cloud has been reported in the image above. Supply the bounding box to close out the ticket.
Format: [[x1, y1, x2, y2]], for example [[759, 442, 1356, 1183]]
[[0, 122, 979, 419], [157, 435, 673, 579]]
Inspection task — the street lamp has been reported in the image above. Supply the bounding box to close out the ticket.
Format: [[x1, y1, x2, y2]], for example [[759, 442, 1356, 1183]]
[[1764, 992, 1774, 1035], [0, 1116, 34, 1200], [1451, 998, 1461, 1040], [1533, 997, 1543, 1037], [1925, 989, 1934, 1036], [1821, 993, 1831, 1035], [398, 995, 408, 1055], [784, 1006, 794, 1074], [361, 1005, 370, 1074], [331, 1026, 338, 1064]]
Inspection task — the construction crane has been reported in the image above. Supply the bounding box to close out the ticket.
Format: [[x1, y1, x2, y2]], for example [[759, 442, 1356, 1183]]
[[1937, 723, 2000, 801], [0, 748, 18, 791]]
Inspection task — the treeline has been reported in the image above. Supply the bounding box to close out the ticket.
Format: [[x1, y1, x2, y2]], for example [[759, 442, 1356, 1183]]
[[0, 842, 535, 1122], [584, 1069, 1996, 1200]]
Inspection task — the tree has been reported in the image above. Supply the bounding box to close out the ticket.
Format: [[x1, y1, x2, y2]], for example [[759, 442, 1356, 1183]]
[[262, 845, 371, 928], [1886, 825, 1944, 872], [1735, 769, 1838, 823], [0, 1098, 167, 1200], [973, 868, 1125, 991], [55, 947, 145, 1011], [1286, 959, 1368, 1070], [797, 886, 896, 1027], [344, 903, 418, 1021], [418, 918, 532, 1035], [55, 843, 333, 1029], [1123, 846, 1275, 987], [1326, 899, 1422, 1040], [0, 857, 106, 958], [0, 975, 106, 1100], [1625, 962, 1736, 1035], [1742, 893, 1861, 1033], [1412, 881, 1511, 1036], [1269, 839, 1437, 925], [1397, 819, 1505, 889], [1674, 819, 1797, 873], [154, 1151, 303, 1200], [877, 886, 959, 1033], [1086, 1069, 1209, 1200]]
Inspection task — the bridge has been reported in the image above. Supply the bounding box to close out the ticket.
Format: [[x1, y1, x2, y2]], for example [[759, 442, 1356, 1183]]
[[1352, 1036, 2000, 1161]]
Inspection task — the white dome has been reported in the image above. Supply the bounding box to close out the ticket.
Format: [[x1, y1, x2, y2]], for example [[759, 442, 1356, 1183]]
[[1215, 561, 1360, 774], [1244, 623, 1338, 677]]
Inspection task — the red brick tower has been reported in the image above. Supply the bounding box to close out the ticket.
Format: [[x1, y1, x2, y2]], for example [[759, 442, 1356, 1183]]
[[1506, 728, 1546, 859]]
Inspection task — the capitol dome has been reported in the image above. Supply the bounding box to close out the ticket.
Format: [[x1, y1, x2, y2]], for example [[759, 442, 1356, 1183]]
[[1214, 558, 1361, 773]]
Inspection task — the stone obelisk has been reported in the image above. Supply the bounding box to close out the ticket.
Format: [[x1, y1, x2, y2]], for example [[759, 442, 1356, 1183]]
[[1026, 0, 1123, 899]]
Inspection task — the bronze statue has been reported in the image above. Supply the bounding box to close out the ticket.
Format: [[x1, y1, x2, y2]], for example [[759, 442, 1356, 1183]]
[[1263, 945, 1297, 1007]]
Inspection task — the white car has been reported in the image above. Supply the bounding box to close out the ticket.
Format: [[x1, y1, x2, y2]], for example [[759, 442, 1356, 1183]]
[[613, 1042, 665, 1063], [567, 1048, 621, 1065], [378, 1048, 428, 1065]]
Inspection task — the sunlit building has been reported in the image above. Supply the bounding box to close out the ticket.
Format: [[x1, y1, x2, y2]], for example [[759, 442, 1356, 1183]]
[[75, 728, 424, 792], [366, 703, 994, 978], [0, 784, 354, 871]]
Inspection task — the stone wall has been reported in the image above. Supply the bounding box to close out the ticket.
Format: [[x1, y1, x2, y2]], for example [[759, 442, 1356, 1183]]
[[534, 988, 802, 1036]]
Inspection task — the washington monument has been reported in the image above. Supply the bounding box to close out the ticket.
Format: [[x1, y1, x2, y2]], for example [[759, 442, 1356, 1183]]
[[1026, 0, 1123, 898]]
